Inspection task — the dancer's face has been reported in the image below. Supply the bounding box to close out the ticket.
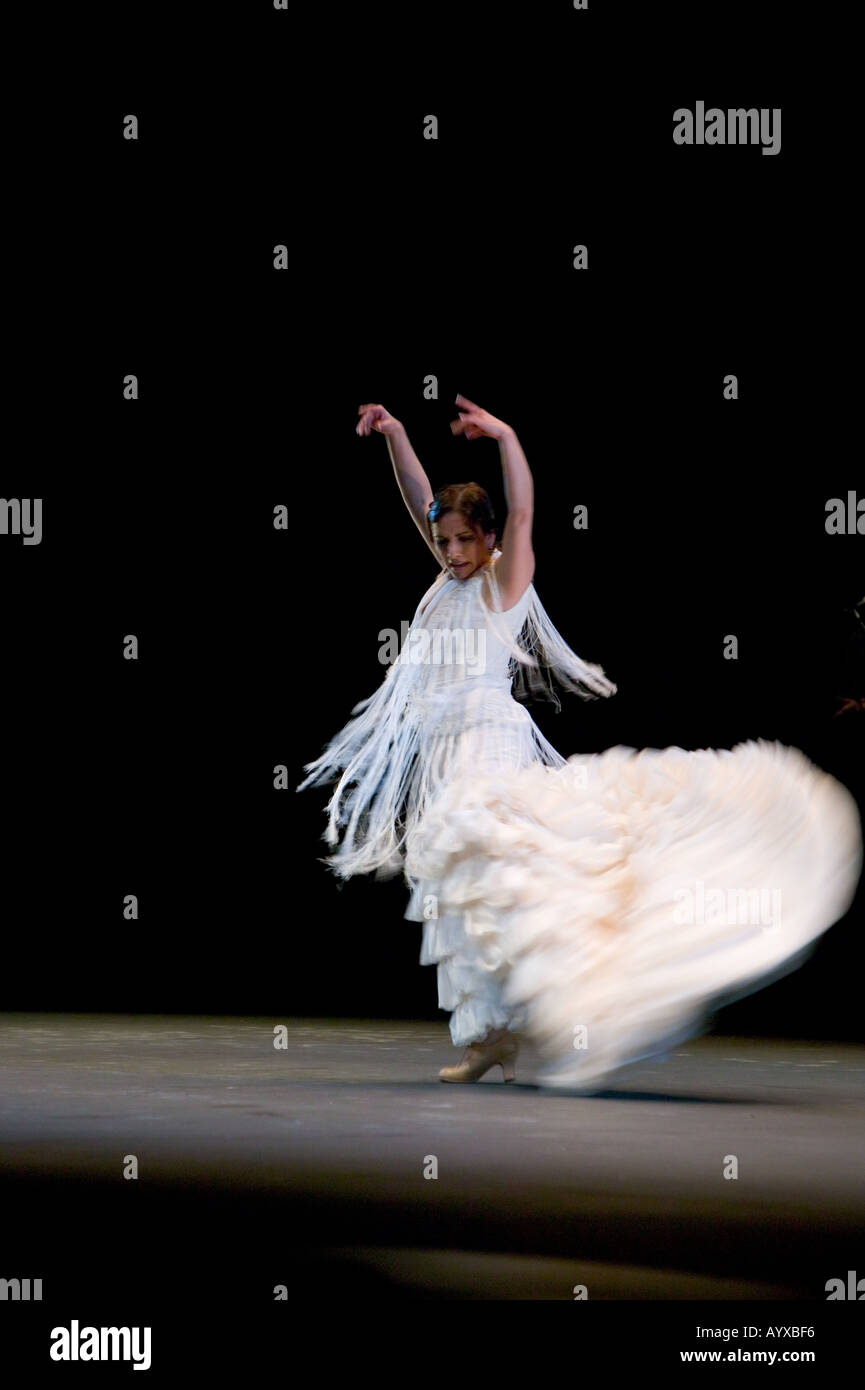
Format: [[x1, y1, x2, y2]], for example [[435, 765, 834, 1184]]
[[431, 513, 495, 579]]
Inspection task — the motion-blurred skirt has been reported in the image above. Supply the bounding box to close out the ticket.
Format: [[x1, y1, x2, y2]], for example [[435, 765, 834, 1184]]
[[404, 740, 862, 1090]]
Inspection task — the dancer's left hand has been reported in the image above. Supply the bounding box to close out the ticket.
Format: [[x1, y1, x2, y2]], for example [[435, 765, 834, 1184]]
[[450, 394, 513, 441]]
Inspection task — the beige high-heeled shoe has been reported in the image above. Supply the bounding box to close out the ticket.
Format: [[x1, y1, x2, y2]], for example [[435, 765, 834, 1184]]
[[439, 1032, 519, 1083]]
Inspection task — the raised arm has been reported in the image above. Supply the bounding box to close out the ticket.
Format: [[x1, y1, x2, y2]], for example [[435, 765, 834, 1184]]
[[357, 404, 440, 564], [451, 395, 535, 610]]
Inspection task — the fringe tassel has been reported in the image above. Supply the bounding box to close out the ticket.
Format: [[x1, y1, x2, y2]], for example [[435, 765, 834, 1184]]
[[297, 554, 615, 879]]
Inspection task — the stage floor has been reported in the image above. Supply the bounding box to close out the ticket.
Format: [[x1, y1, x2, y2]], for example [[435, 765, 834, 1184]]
[[1, 1014, 863, 1301]]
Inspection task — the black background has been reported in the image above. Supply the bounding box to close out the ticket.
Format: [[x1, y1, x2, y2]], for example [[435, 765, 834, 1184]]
[[6, 2, 862, 1038]]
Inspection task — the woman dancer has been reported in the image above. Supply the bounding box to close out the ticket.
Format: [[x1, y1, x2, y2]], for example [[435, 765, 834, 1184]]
[[297, 396, 862, 1091]]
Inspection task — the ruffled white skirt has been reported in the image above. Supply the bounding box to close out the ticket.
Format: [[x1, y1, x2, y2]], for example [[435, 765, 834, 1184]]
[[404, 739, 862, 1091]]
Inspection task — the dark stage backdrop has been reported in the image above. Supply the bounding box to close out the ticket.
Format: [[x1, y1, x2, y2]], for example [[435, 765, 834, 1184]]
[[4, 9, 861, 1037]]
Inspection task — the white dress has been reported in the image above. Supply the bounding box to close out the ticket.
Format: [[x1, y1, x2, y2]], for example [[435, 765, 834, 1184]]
[[297, 553, 863, 1091]]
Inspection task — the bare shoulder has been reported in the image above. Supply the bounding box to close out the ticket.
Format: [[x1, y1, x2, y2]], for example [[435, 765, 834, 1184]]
[[481, 558, 532, 614]]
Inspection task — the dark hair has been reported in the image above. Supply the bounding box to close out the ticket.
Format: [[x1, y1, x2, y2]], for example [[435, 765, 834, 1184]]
[[427, 482, 498, 560]]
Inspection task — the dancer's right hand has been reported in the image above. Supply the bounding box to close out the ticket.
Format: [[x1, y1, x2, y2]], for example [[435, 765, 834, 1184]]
[[356, 404, 402, 436]]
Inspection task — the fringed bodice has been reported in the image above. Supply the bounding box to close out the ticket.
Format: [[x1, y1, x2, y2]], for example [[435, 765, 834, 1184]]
[[297, 553, 616, 879]]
